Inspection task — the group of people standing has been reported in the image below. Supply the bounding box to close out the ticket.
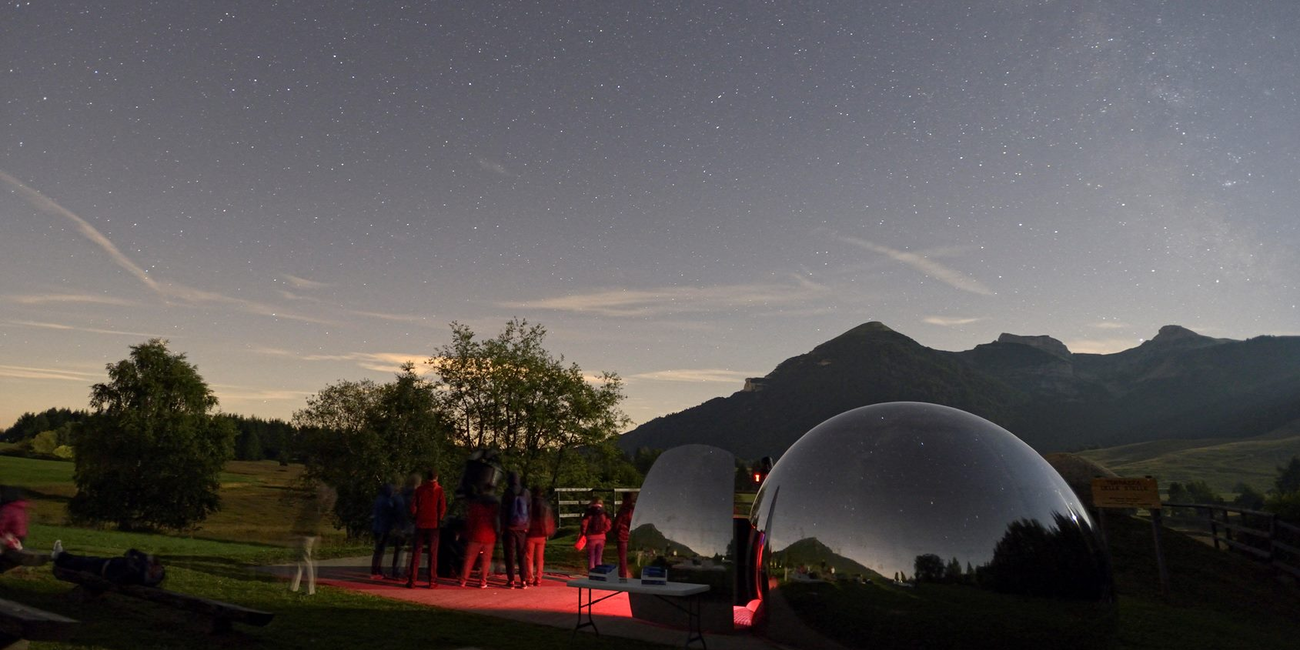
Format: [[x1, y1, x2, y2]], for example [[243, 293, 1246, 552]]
[[368, 471, 639, 588], [579, 490, 636, 579], [368, 470, 557, 589]]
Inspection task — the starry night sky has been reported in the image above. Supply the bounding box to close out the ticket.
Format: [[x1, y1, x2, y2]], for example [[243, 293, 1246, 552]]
[[4, 1, 1298, 429]]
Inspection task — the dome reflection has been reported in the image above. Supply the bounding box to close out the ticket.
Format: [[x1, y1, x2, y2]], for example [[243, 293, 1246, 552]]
[[628, 443, 738, 632], [750, 402, 1115, 649]]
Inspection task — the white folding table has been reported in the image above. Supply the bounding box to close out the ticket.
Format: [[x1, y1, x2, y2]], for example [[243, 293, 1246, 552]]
[[565, 577, 710, 648]]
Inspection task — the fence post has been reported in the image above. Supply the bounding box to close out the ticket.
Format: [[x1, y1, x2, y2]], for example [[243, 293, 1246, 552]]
[[1268, 513, 1278, 570], [1208, 507, 1220, 551], [1151, 508, 1170, 599]]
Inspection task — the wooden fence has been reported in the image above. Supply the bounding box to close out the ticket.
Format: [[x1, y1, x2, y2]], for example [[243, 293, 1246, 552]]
[[1163, 502, 1300, 580], [553, 487, 639, 523]]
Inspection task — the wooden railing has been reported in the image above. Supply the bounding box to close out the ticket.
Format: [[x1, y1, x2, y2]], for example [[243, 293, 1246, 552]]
[[1163, 502, 1300, 580], [553, 487, 639, 522]]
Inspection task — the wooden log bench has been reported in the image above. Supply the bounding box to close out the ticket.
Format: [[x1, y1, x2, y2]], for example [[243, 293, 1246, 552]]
[[0, 598, 77, 650], [0, 551, 48, 574], [52, 566, 273, 634]]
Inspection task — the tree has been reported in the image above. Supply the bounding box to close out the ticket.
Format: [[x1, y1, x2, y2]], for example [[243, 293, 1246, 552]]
[[294, 364, 450, 536], [69, 339, 236, 531], [1232, 483, 1267, 511], [430, 319, 629, 488], [1274, 457, 1300, 495]]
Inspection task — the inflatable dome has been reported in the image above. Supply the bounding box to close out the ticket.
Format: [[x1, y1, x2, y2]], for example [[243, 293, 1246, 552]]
[[749, 402, 1115, 649]]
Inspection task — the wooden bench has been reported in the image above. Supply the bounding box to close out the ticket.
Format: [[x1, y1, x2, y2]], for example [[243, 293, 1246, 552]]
[[53, 566, 274, 634], [0, 551, 48, 574], [0, 598, 77, 650]]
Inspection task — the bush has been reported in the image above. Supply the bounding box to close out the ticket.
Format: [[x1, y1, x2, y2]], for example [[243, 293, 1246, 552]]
[[1267, 492, 1300, 524], [30, 430, 60, 456]]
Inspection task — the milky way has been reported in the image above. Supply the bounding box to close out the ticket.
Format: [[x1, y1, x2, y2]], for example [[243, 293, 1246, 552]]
[[3, 1, 1298, 427]]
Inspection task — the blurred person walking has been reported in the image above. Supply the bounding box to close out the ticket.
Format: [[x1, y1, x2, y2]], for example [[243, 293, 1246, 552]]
[[579, 497, 610, 571], [459, 490, 500, 588], [370, 483, 398, 580], [290, 482, 336, 595], [388, 473, 418, 579], [525, 486, 556, 585], [500, 472, 531, 588], [613, 491, 636, 579]]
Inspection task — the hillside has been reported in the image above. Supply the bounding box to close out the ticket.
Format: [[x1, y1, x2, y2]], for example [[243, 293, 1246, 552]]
[[1077, 427, 1300, 495], [619, 322, 1300, 460]]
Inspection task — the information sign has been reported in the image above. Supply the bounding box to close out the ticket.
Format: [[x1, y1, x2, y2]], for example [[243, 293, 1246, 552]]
[[1091, 477, 1161, 509]]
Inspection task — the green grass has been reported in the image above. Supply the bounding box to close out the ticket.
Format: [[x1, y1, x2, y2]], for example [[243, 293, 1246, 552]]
[[4, 524, 667, 650], [6, 456, 1300, 648], [1, 457, 352, 548], [0, 454, 74, 485], [1079, 434, 1300, 495]]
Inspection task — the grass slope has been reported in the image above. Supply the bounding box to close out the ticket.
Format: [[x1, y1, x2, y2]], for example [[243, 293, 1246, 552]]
[[1078, 432, 1300, 495]]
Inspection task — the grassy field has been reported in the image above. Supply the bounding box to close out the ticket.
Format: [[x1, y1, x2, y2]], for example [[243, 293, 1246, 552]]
[[3, 523, 663, 650], [0, 456, 352, 548], [5, 455, 1300, 649], [1077, 432, 1300, 495]]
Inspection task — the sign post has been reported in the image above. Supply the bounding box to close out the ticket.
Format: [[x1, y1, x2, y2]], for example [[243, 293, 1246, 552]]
[[1092, 476, 1168, 599]]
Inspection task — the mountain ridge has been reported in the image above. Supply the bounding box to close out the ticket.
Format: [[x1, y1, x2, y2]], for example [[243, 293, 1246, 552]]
[[619, 322, 1300, 460]]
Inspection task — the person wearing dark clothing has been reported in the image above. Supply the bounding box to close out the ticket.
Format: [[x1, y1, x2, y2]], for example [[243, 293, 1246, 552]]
[[499, 472, 531, 589], [51, 540, 165, 587], [579, 498, 611, 571], [460, 495, 499, 588], [525, 487, 556, 586], [370, 483, 397, 579], [613, 491, 636, 579], [389, 474, 418, 579], [407, 470, 447, 588]]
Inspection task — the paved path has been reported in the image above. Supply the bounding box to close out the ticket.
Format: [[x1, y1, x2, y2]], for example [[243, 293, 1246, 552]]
[[262, 557, 781, 650]]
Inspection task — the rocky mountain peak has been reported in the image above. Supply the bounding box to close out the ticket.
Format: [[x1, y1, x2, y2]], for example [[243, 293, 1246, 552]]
[[1151, 325, 1201, 342], [995, 333, 1072, 359]]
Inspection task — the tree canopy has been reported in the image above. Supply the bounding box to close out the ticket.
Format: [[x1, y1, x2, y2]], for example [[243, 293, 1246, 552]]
[[293, 364, 451, 536], [431, 318, 630, 488], [69, 339, 236, 531]]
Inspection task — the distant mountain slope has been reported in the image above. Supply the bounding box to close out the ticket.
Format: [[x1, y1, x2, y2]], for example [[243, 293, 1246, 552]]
[[619, 322, 1300, 461], [1077, 426, 1300, 495], [619, 323, 1021, 460]]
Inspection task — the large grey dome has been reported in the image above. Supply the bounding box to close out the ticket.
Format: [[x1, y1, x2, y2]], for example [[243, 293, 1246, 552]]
[[749, 402, 1115, 649]]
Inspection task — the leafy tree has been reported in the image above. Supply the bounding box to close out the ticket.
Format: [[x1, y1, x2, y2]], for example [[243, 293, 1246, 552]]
[[1232, 483, 1267, 511], [913, 553, 944, 583], [69, 339, 236, 531], [1184, 480, 1222, 505], [31, 430, 60, 456], [1274, 457, 1300, 495], [294, 364, 450, 536], [431, 319, 629, 488], [944, 556, 963, 583]]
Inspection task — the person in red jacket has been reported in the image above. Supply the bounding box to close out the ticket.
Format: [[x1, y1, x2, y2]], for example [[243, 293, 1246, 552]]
[[406, 469, 447, 588], [1, 486, 29, 562], [613, 491, 636, 578], [459, 491, 500, 588]]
